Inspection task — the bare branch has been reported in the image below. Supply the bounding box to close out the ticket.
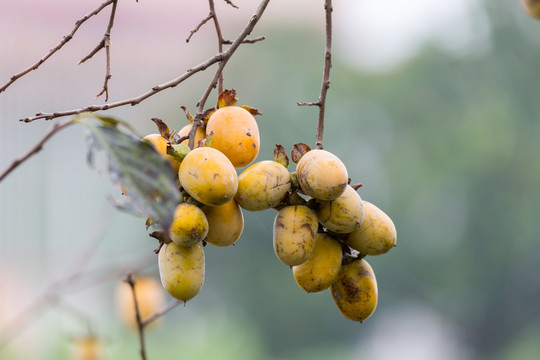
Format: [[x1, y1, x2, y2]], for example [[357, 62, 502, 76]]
[[94, 40, 112, 101], [222, 36, 266, 45], [0, 120, 73, 182], [125, 274, 148, 360], [209, 0, 226, 94], [19, 53, 226, 123], [0, 0, 115, 94], [186, 13, 214, 43], [297, 101, 319, 107], [187, 0, 270, 149], [20, 0, 270, 124], [0, 220, 153, 349], [76, 0, 119, 102], [297, 0, 333, 150], [195, 0, 271, 115]]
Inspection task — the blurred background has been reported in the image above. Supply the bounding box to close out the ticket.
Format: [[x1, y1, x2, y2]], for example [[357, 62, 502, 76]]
[[1, 0, 540, 359]]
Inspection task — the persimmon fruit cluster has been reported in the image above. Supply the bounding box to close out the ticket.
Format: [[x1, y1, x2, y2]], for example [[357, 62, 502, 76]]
[[125, 89, 396, 325]]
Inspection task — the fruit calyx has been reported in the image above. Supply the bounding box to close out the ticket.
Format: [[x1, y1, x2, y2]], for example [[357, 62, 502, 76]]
[[166, 143, 190, 162], [274, 144, 290, 169], [291, 143, 311, 164], [151, 118, 171, 139]]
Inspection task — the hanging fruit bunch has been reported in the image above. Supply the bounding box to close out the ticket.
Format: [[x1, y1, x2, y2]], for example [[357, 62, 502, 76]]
[[133, 89, 397, 323]]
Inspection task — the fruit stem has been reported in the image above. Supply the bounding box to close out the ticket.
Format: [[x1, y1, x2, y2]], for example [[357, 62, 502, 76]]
[[296, 0, 333, 150], [167, 143, 190, 162], [316, 0, 333, 150]]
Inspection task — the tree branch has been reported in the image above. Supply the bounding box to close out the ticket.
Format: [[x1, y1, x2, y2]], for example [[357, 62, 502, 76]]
[[0, 222, 154, 349], [0, 0, 115, 94], [195, 0, 271, 115], [188, 0, 271, 150], [19, 53, 225, 123], [297, 0, 333, 150], [185, 13, 214, 43], [125, 274, 148, 360], [80, 0, 119, 102], [222, 36, 266, 45], [0, 120, 74, 183], [209, 0, 226, 94], [19, 0, 270, 127]]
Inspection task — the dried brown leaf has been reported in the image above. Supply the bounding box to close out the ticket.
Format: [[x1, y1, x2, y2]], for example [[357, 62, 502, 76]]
[[274, 144, 289, 169], [241, 105, 262, 116], [217, 89, 238, 108], [291, 143, 311, 164], [181, 106, 194, 123], [151, 118, 171, 139]]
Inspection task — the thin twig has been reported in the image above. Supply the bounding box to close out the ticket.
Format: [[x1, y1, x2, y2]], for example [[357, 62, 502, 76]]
[[0, 262, 155, 349], [78, 0, 118, 65], [141, 300, 183, 327], [297, 0, 333, 150], [195, 0, 271, 115], [19, 53, 225, 123], [92, 0, 119, 102], [0, 120, 73, 182], [224, 0, 239, 9], [209, 0, 226, 94], [125, 274, 147, 360], [184, 0, 230, 151], [0, 0, 115, 94], [188, 0, 270, 149], [20, 0, 269, 124], [94, 39, 112, 101], [186, 13, 214, 43], [222, 36, 266, 45], [0, 237, 154, 349]]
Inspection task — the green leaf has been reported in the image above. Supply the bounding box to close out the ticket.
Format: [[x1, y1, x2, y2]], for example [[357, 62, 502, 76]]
[[75, 115, 181, 229]]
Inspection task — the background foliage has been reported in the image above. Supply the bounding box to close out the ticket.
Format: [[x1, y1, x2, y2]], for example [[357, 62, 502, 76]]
[[1, 0, 540, 359]]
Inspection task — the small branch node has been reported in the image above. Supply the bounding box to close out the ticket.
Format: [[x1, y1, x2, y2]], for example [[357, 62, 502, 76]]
[[297, 101, 321, 107]]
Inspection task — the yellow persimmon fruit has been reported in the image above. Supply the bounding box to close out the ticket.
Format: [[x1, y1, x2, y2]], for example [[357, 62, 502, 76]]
[[206, 106, 260, 168], [316, 185, 364, 233], [273, 205, 318, 266], [178, 124, 206, 148], [235, 160, 291, 211], [202, 199, 244, 247], [158, 242, 205, 302], [70, 337, 104, 360], [169, 203, 209, 247], [115, 276, 165, 330], [293, 233, 342, 293], [178, 147, 238, 206], [346, 201, 396, 256], [523, 0, 540, 19], [142, 133, 180, 173], [296, 149, 348, 201], [330, 258, 378, 322]]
